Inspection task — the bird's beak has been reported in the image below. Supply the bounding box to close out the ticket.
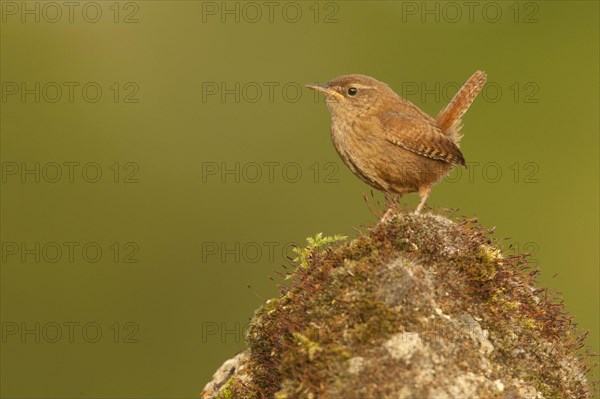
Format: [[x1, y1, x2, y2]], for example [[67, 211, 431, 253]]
[[305, 84, 344, 101]]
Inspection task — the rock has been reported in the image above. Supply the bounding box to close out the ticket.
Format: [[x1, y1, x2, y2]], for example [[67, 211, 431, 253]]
[[383, 332, 423, 361], [202, 212, 592, 399], [201, 351, 249, 398]]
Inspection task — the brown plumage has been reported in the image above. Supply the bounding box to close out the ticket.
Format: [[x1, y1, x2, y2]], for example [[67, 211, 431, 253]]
[[436, 70, 487, 142], [306, 71, 486, 215]]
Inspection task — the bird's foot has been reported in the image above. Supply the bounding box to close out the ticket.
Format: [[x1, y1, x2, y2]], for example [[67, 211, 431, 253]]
[[379, 207, 397, 224]]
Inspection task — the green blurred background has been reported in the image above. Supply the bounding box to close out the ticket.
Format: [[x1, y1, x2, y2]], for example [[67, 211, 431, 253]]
[[1, 1, 598, 397]]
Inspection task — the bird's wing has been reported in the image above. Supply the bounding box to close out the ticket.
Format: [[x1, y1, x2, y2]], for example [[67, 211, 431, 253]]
[[377, 111, 466, 165]]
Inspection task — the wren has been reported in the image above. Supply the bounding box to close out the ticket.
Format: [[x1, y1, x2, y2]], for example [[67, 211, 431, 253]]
[[306, 71, 486, 216]]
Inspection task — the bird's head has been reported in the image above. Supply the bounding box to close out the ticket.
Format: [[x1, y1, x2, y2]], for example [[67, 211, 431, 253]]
[[306, 74, 395, 118]]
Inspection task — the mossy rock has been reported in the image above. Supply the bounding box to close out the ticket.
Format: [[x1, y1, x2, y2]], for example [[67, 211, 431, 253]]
[[202, 212, 593, 399]]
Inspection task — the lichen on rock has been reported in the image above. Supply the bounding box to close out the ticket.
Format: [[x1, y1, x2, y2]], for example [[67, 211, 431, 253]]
[[202, 212, 593, 399]]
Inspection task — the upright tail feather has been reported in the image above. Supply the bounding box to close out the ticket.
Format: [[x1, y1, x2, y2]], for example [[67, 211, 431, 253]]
[[436, 70, 487, 144]]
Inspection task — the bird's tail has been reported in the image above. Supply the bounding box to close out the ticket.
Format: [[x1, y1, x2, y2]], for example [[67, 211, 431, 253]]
[[436, 70, 487, 144]]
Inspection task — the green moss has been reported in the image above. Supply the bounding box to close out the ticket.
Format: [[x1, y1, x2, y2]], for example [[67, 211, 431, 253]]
[[211, 371, 260, 399], [292, 232, 346, 268], [346, 299, 400, 344], [213, 376, 237, 399], [292, 332, 322, 361]]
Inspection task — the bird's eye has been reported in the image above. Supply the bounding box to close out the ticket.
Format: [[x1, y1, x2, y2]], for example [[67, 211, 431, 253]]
[[348, 87, 358, 96]]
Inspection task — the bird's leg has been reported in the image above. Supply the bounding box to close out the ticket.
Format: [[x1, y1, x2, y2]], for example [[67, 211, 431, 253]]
[[415, 186, 431, 214], [380, 193, 400, 222]]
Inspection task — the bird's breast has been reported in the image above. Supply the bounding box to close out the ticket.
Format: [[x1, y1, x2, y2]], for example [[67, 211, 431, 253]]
[[329, 116, 389, 191]]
